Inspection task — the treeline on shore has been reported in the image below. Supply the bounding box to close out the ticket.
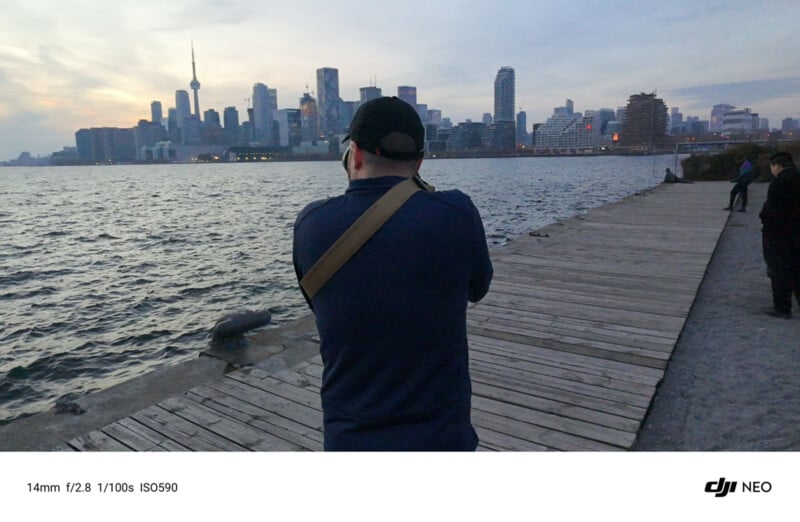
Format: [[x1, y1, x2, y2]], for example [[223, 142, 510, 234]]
[[681, 141, 800, 182]]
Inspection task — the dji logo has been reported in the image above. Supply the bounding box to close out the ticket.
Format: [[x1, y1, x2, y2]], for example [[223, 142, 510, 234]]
[[705, 477, 772, 498]]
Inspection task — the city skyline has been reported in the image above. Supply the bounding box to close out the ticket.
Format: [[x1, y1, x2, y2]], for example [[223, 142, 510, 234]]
[[1, 0, 799, 161]]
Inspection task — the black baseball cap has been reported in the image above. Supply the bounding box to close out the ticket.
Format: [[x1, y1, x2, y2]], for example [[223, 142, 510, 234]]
[[343, 96, 424, 160]]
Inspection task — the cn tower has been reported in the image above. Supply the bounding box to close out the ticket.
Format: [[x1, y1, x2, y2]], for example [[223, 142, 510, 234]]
[[189, 42, 201, 117]]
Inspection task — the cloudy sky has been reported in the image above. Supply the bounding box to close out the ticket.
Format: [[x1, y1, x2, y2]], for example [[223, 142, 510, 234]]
[[1, 0, 799, 161]]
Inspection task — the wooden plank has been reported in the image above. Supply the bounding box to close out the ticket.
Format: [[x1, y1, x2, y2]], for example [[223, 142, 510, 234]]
[[469, 318, 675, 358], [471, 381, 639, 433], [473, 425, 551, 451], [471, 409, 621, 451], [468, 308, 676, 352], [186, 386, 323, 451], [131, 404, 249, 451], [67, 429, 134, 451], [228, 371, 323, 411], [468, 324, 668, 370], [471, 395, 635, 448], [469, 349, 654, 401], [157, 395, 303, 451], [487, 280, 693, 317], [204, 375, 324, 430], [470, 367, 646, 421], [101, 419, 189, 451], [468, 334, 664, 385], [470, 358, 651, 410], [471, 302, 678, 342]]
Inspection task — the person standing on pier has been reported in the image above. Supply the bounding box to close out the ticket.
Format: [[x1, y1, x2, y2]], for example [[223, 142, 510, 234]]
[[759, 151, 800, 319], [293, 96, 493, 450], [724, 158, 754, 212]]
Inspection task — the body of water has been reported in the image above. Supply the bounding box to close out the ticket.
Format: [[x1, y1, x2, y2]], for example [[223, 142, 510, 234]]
[[0, 155, 677, 423]]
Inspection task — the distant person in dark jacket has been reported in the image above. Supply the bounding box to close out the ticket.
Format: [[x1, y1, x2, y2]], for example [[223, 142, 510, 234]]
[[724, 159, 755, 211], [759, 152, 800, 318], [293, 97, 493, 450]]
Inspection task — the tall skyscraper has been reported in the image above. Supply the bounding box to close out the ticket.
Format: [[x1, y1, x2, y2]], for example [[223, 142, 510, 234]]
[[223, 106, 240, 145], [516, 110, 528, 145], [269, 88, 278, 111], [360, 86, 382, 103], [299, 91, 318, 141], [151, 101, 163, 125], [189, 43, 201, 117], [397, 86, 417, 108], [316, 67, 341, 137], [175, 90, 191, 131], [253, 83, 273, 146], [494, 66, 515, 122]]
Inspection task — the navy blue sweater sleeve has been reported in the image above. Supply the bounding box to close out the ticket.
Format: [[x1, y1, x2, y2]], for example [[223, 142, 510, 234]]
[[468, 200, 493, 302]]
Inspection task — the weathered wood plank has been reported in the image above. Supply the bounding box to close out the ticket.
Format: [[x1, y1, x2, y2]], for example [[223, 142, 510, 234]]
[[468, 334, 664, 385], [101, 419, 189, 451], [67, 429, 134, 451], [471, 395, 635, 448], [470, 409, 621, 451], [158, 395, 303, 451], [186, 387, 323, 451], [473, 425, 551, 451], [131, 404, 249, 451], [470, 360, 651, 412], [203, 377, 324, 430]]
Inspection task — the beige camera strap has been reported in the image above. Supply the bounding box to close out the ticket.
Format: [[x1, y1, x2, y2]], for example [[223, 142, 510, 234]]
[[300, 177, 431, 299]]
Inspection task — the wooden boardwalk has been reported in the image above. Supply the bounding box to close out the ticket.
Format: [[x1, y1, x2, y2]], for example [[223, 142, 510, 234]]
[[66, 182, 730, 451]]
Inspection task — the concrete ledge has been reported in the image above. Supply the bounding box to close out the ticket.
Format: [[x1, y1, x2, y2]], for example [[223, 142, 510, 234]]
[[0, 314, 320, 451], [0, 356, 228, 451]]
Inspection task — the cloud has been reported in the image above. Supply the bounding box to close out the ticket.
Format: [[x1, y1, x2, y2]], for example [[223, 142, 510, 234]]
[[666, 76, 800, 120]]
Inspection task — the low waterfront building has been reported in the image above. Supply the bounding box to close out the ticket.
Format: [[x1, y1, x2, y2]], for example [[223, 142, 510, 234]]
[[720, 108, 758, 137], [533, 112, 596, 152]]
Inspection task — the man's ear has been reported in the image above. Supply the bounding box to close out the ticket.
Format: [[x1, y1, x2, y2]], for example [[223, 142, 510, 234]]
[[352, 143, 364, 170]]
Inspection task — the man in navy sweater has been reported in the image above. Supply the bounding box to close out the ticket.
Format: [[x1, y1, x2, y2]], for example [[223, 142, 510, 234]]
[[293, 97, 493, 450]]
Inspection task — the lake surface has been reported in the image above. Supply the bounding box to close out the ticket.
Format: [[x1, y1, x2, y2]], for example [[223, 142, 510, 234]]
[[0, 155, 677, 423]]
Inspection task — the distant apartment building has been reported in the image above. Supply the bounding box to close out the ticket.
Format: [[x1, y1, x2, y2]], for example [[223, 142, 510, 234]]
[[175, 90, 191, 133], [340, 101, 357, 131], [253, 83, 273, 146], [359, 86, 382, 103], [620, 93, 668, 147], [75, 127, 136, 163], [720, 108, 758, 136], [397, 86, 417, 108], [316, 67, 341, 136], [427, 109, 442, 125], [449, 121, 487, 152], [275, 109, 302, 147], [416, 103, 428, 124], [493, 66, 515, 123], [670, 107, 684, 134], [134, 119, 169, 160], [489, 121, 516, 151], [299, 91, 318, 141], [710, 103, 736, 133], [782, 117, 798, 132], [516, 111, 528, 146], [533, 112, 596, 151], [150, 101, 163, 125], [223, 106, 240, 145]]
